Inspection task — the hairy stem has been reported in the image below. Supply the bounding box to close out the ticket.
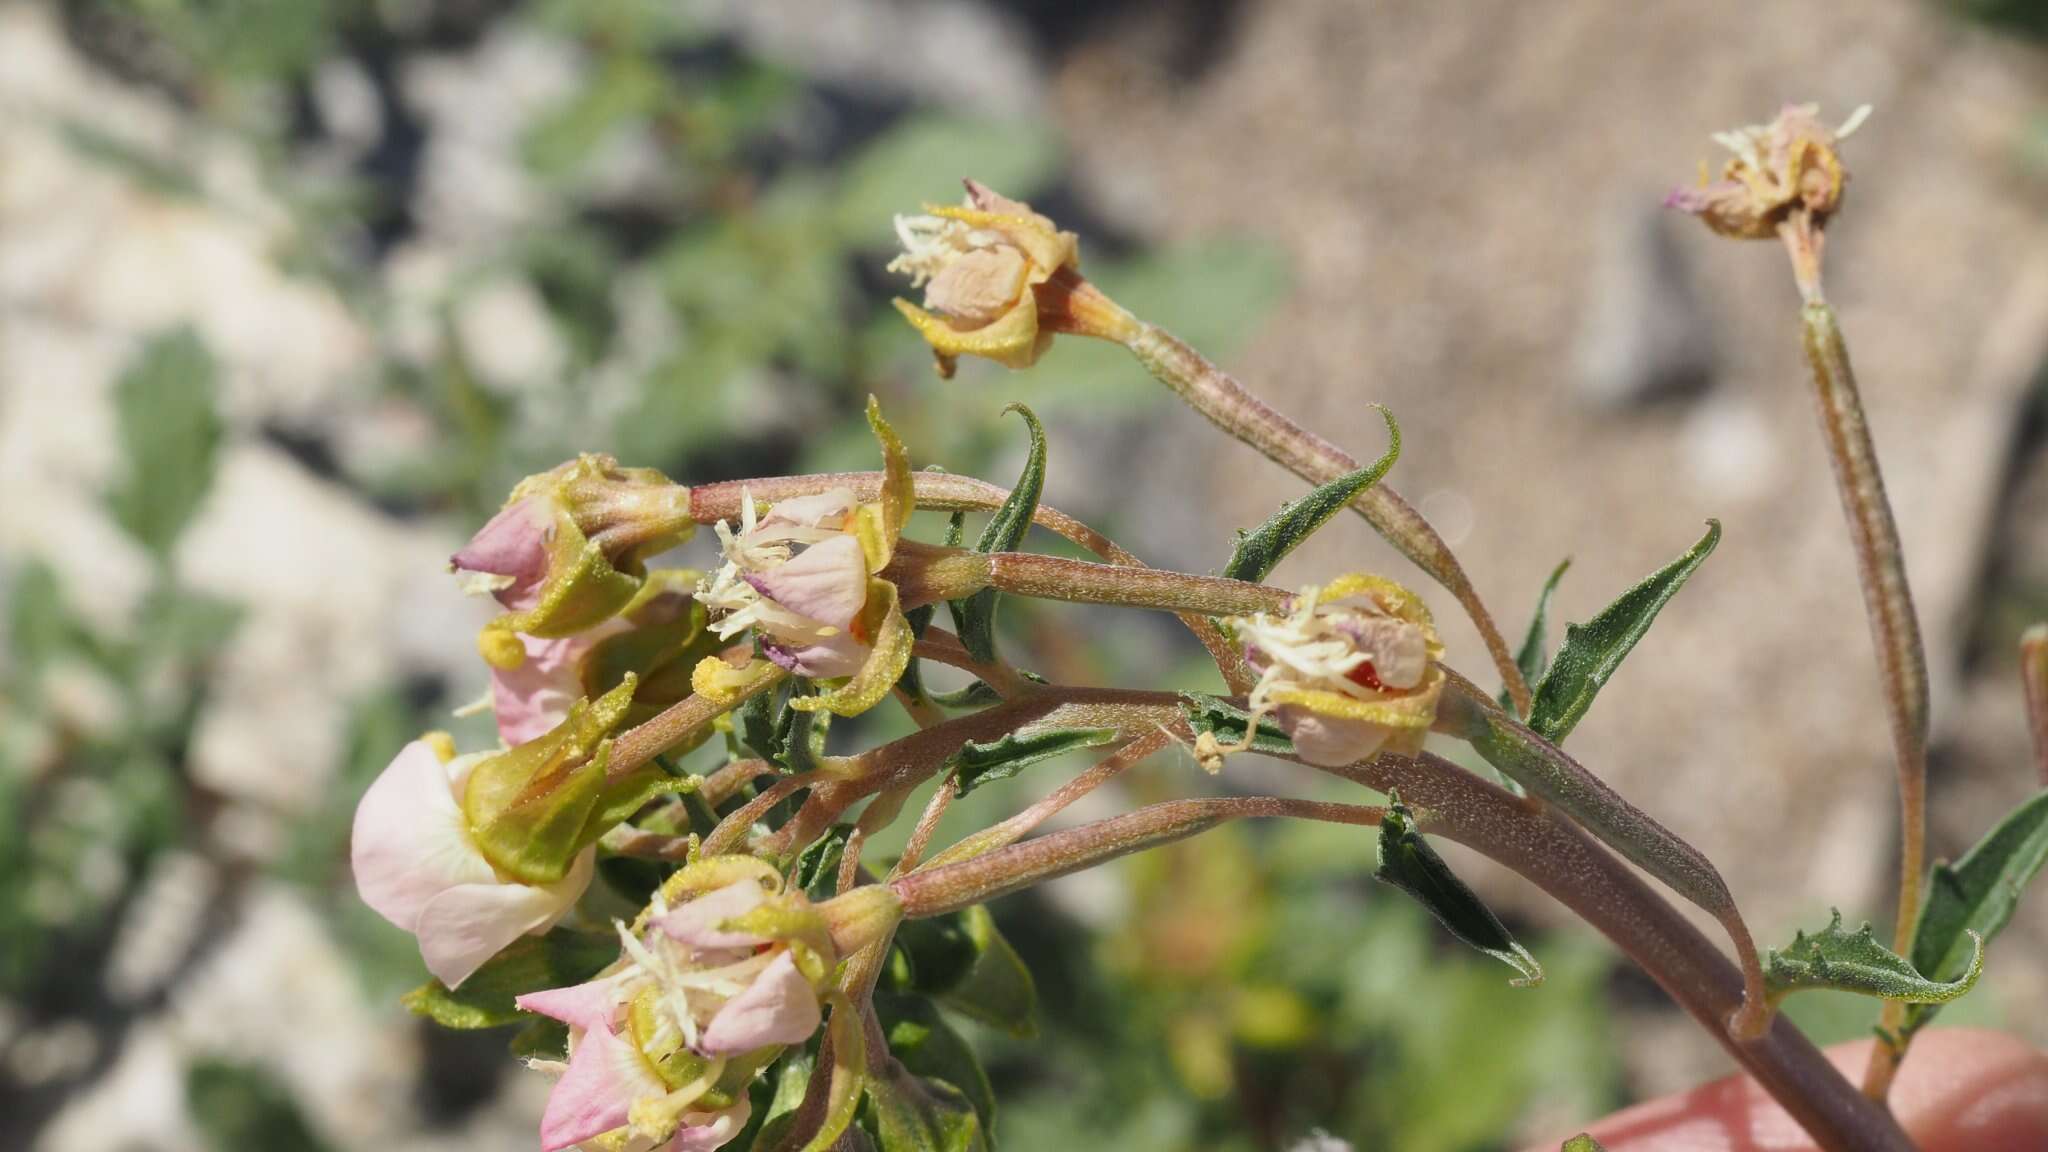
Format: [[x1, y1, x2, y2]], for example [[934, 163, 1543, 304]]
[[1790, 291, 1930, 1098], [607, 669, 788, 778], [918, 731, 1172, 872], [1332, 751, 1913, 1152], [2023, 625, 2048, 789], [1119, 320, 1528, 714], [890, 796, 1387, 917]]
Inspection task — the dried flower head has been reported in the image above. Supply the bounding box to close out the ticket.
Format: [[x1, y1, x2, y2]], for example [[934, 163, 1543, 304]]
[[1665, 103, 1871, 241]]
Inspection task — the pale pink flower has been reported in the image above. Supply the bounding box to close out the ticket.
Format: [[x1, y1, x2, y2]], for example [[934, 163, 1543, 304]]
[[697, 489, 873, 678], [452, 495, 555, 610], [490, 621, 630, 746], [350, 740, 593, 987], [514, 878, 826, 1152]]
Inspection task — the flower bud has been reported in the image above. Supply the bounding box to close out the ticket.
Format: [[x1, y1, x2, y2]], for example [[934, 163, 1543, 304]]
[[1665, 103, 1871, 241], [889, 180, 1136, 377], [1227, 573, 1445, 767], [514, 864, 837, 1152], [454, 456, 695, 666]]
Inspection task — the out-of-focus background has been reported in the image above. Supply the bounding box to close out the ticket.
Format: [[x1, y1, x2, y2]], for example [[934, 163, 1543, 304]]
[[1, 1, 2044, 1149]]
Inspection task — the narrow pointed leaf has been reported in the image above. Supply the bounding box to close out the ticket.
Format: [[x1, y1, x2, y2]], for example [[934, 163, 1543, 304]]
[[1223, 407, 1400, 583], [1501, 559, 1571, 714], [1764, 910, 1981, 1007], [1374, 799, 1542, 987], [946, 727, 1120, 795], [1529, 522, 1719, 743], [401, 930, 618, 1029], [1179, 693, 1295, 757], [1903, 790, 2048, 1038], [798, 993, 870, 1152], [948, 405, 1047, 663]]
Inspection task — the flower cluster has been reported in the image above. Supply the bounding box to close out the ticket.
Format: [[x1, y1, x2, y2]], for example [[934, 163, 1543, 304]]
[[515, 864, 836, 1152], [1227, 574, 1444, 767]]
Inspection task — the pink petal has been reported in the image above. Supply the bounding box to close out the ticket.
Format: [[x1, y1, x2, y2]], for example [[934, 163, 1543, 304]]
[[924, 247, 1028, 324], [670, 1099, 752, 1152], [656, 880, 769, 952], [490, 619, 630, 747], [540, 1020, 666, 1152], [1334, 613, 1428, 691], [415, 848, 594, 988], [453, 496, 555, 610], [516, 971, 632, 1034], [762, 633, 868, 680], [760, 490, 857, 531], [697, 951, 821, 1057], [1279, 707, 1390, 768], [351, 741, 495, 933], [750, 535, 868, 629]]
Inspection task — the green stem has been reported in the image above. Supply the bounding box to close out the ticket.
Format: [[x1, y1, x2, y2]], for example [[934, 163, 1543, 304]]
[[1122, 321, 1530, 715]]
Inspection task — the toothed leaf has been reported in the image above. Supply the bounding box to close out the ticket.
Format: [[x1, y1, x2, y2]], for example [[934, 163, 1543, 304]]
[[1223, 407, 1400, 583], [946, 727, 1119, 795], [1179, 693, 1295, 756], [1529, 522, 1718, 743], [1764, 910, 1981, 1007]]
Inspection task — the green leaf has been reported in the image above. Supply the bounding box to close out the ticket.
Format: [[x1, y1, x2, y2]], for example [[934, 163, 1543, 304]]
[[1904, 790, 2048, 1038], [890, 910, 984, 999], [186, 1059, 333, 1152], [933, 906, 1037, 1038], [928, 680, 1005, 710], [510, 1016, 570, 1061], [1562, 1136, 1608, 1152], [1501, 560, 1571, 714], [1222, 407, 1399, 583], [107, 329, 223, 559], [878, 993, 997, 1136], [1179, 693, 1294, 757], [401, 930, 618, 1029], [948, 405, 1046, 663], [1374, 799, 1542, 987], [867, 1061, 988, 1152], [795, 825, 857, 901], [834, 115, 1061, 243], [947, 727, 1119, 796], [1764, 910, 1981, 1008], [1528, 522, 1719, 743]]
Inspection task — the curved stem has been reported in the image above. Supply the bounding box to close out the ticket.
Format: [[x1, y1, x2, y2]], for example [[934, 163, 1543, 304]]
[[1119, 320, 1529, 714], [1324, 751, 1913, 1152], [918, 730, 1171, 872]]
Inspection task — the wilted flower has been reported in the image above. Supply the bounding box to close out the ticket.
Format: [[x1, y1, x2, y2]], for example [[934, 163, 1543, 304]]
[[694, 400, 917, 717], [890, 179, 1110, 377], [1227, 574, 1444, 767], [1665, 103, 1871, 241], [454, 455, 696, 667], [351, 737, 595, 987], [514, 864, 881, 1152]]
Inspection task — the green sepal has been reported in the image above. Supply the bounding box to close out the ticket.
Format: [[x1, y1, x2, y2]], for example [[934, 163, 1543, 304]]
[[945, 727, 1119, 796], [1222, 406, 1400, 583], [1374, 798, 1542, 987], [1500, 559, 1571, 715], [797, 994, 869, 1152], [495, 534, 643, 642], [401, 930, 618, 1029], [583, 575, 727, 729], [947, 404, 1047, 663], [865, 1058, 988, 1152], [1527, 522, 1718, 744], [1180, 693, 1295, 756], [1764, 909, 1982, 1008], [463, 677, 639, 884], [877, 993, 997, 1138], [1903, 790, 2048, 1039], [1561, 1136, 1608, 1152]]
